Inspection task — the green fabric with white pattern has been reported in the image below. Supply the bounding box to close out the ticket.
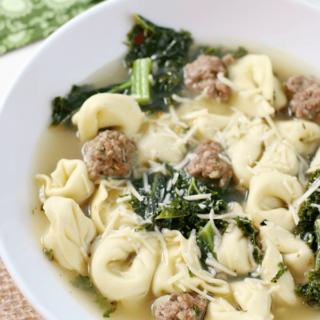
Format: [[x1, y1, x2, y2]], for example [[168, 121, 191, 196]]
[[0, 0, 104, 55]]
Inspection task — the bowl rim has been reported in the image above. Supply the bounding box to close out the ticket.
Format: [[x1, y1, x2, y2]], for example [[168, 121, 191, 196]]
[[1, 0, 320, 319]]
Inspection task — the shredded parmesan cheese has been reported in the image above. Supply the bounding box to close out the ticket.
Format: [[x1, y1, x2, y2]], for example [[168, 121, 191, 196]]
[[143, 172, 151, 194], [155, 226, 169, 266], [116, 195, 132, 203], [180, 279, 215, 302], [127, 181, 143, 201], [184, 194, 211, 201], [295, 177, 320, 208], [205, 257, 237, 277]]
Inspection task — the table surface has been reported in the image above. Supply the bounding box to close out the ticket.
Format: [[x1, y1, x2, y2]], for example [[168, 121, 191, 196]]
[[0, 0, 320, 318]]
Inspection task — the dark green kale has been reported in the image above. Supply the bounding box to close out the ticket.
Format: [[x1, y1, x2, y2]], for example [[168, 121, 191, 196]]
[[295, 210, 320, 307], [295, 170, 320, 251], [126, 164, 228, 238], [125, 14, 193, 113], [233, 216, 262, 263], [43, 248, 53, 260], [271, 262, 288, 283], [71, 275, 117, 317], [191, 45, 247, 61]]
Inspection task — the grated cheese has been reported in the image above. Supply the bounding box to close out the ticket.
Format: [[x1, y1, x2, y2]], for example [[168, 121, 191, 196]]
[[172, 172, 179, 185], [218, 153, 231, 165], [167, 271, 186, 284], [173, 153, 196, 171], [127, 181, 143, 201], [217, 72, 240, 90], [51, 172, 63, 188], [260, 103, 282, 140], [180, 279, 215, 302], [198, 203, 207, 210], [295, 177, 320, 208], [143, 172, 151, 194], [205, 257, 237, 277], [282, 179, 293, 195], [267, 284, 281, 294], [184, 194, 212, 201], [182, 109, 208, 120], [148, 160, 167, 175], [310, 203, 320, 212], [289, 204, 300, 225], [167, 179, 173, 192], [116, 195, 132, 203]]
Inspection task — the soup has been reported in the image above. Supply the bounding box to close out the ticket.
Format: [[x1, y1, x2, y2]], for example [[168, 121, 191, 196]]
[[31, 14, 320, 320]]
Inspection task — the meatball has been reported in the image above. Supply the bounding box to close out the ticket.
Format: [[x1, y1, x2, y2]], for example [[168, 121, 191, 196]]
[[155, 293, 207, 320], [187, 139, 232, 188], [185, 55, 231, 100], [85, 130, 137, 181], [285, 75, 320, 121]]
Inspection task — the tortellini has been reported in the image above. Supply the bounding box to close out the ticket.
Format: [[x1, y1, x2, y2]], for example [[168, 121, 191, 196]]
[[72, 93, 144, 143], [137, 124, 186, 164], [228, 54, 286, 117], [260, 225, 314, 282], [254, 140, 299, 176], [90, 229, 158, 300], [36, 159, 94, 205], [260, 238, 297, 305], [216, 224, 257, 275], [231, 281, 273, 320], [90, 181, 138, 234], [43, 196, 97, 275], [152, 231, 229, 297], [206, 281, 273, 320], [229, 125, 264, 187], [276, 119, 320, 155], [246, 172, 304, 231]]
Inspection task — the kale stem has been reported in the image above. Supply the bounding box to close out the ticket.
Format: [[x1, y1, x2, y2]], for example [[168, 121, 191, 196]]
[[108, 78, 132, 93], [132, 13, 155, 34], [314, 217, 320, 271], [131, 58, 152, 104], [187, 177, 201, 195]]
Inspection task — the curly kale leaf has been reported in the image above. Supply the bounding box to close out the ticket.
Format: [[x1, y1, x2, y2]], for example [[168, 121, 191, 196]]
[[191, 45, 247, 62], [125, 14, 193, 114], [295, 211, 320, 307], [295, 170, 320, 251], [126, 164, 227, 238], [271, 262, 288, 283], [233, 216, 262, 263]]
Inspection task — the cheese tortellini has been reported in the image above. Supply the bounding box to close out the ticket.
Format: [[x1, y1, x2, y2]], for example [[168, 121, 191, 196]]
[[228, 54, 286, 117], [206, 281, 273, 320], [152, 231, 230, 297], [36, 159, 94, 205], [246, 172, 304, 230], [90, 230, 158, 300], [260, 238, 296, 305], [72, 93, 144, 143], [90, 181, 138, 234], [43, 196, 97, 275], [216, 223, 257, 275], [260, 225, 314, 282], [276, 119, 320, 155]]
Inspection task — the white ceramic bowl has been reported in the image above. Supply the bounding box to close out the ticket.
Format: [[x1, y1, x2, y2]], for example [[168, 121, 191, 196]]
[[1, 0, 320, 319]]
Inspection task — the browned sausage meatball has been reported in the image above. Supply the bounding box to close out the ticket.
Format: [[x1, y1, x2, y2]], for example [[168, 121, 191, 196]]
[[187, 139, 232, 188], [185, 55, 231, 100], [85, 130, 137, 182], [285, 75, 320, 121], [155, 293, 207, 320]]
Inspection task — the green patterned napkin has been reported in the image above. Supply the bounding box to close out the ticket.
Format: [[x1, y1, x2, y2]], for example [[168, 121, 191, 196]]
[[0, 0, 104, 55]]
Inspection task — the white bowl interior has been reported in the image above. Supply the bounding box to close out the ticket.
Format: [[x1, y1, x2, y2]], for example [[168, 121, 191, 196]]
[[1, 0, 320, 319]]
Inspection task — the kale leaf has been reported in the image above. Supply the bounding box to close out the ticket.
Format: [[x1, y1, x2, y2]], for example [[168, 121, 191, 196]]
[[71, 275, 117, 317], [233, 216, 262, 263], [191, 45, 247, 62], [125, 14, 193, 113], [271, 262, 288, 283], [126, 164, 228, 238], [295, 170, 320, 251], [295, 191, 320, 308]]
